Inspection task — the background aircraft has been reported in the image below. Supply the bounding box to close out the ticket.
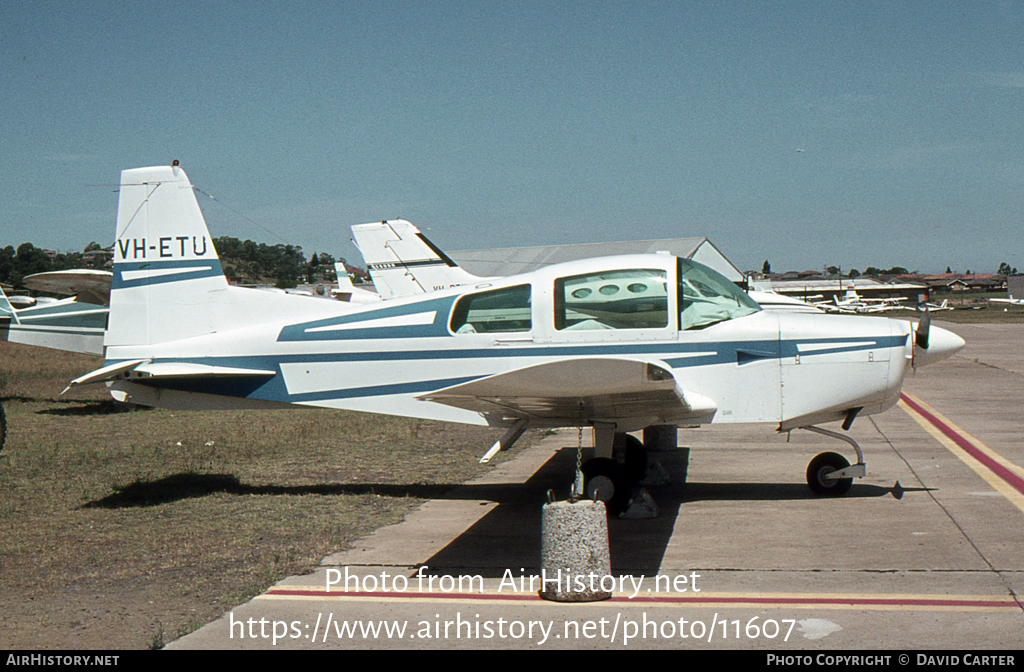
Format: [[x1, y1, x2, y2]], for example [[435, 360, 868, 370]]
[[0, 282, 107, 356], [813, 289, 906, 314], [68, 164, 964, 515]]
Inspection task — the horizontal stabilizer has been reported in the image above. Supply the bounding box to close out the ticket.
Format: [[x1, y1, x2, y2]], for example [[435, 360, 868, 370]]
[[63, 359, 150, 393], [64, 360, 276, 394], [418, 358, 716, 428]]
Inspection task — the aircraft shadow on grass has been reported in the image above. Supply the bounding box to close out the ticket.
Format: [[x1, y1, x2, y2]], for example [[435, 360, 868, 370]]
[[37, 400, 142, 416]]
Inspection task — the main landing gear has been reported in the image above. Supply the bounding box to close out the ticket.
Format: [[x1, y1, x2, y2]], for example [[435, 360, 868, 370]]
[[579, 429, 668, 516], [802, 426, 866, 496]]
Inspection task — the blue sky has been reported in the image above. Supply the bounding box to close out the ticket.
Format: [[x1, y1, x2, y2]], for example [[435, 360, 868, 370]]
[[3, 1, 1022, 274]]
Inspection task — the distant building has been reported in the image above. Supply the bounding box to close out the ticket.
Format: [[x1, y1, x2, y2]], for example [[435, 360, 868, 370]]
[[451, 237, 745, 284], [84, 247, 114, 269], [919, 273, 1004, 293]]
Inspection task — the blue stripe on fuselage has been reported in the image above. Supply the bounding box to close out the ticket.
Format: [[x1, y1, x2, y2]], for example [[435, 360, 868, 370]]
[[111, 334, 905, 404], [276, 295, 458, 341]]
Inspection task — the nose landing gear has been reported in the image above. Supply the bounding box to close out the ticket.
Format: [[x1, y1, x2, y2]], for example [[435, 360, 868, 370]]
[[802, 425, 866, 496]]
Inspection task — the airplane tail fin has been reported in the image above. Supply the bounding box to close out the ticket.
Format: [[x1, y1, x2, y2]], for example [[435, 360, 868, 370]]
[[334, 262, 353, 290], [351, 220, 485, 299], [106, 163, 230, 348]]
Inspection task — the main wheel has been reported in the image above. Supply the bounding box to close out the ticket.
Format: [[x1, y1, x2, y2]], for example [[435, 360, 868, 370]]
[[581, 457, 634, 516], [806, 451, 853, 496], [613, 433, 648, 481]]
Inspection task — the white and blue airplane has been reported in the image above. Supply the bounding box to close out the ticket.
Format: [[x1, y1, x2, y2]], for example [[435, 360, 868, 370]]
[[67, 163, 965, 514]]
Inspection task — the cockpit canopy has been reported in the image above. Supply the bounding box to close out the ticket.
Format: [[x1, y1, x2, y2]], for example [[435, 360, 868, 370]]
[[448, 255, 760, 335], [677, 257, 761, 329]]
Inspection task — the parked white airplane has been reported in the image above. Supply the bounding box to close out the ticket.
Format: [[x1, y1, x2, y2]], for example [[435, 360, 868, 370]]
[[0, 283, 107, 356], [989, 297, 1024, 306], [918, 299, 953, 311], [67, 164, 964, 514], [815, 289, 906, 314]]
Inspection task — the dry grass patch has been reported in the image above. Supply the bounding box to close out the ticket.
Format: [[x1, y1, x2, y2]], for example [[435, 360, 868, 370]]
[[0, 342, 534, 649]]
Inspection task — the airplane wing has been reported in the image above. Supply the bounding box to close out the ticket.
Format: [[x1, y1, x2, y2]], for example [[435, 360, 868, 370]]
[[23, 270, 113, 306], [416, 358, 717, 428]]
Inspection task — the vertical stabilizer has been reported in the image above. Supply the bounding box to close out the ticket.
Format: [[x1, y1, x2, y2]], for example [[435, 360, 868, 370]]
[[106, 163, 228, 347], [351, 219, 488, 298]]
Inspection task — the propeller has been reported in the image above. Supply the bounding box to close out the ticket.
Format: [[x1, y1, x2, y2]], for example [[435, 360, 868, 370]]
[[915, 307, 930, 350], [911, 306, 930, 369], [910, 306, 966, 369]]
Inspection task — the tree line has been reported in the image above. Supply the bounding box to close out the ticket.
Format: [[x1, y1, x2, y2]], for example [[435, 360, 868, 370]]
[[761, 260, 1018, 278], [1, 239, 357, 291]]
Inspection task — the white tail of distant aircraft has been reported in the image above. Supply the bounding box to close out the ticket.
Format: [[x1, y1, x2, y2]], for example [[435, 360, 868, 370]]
[[350, 220, 490, 299], [332, 262, 381, 304]]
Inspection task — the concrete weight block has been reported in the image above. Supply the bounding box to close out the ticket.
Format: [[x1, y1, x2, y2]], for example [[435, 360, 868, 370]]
[[538, 499, 612, 602]]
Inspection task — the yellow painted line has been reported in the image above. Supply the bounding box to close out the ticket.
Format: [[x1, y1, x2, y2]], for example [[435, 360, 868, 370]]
[[260, 586, 1019, 612], [899, 393, 1024, 515]]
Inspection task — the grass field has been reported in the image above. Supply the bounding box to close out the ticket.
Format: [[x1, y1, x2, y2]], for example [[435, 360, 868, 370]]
[[0, 342, 530, 649]]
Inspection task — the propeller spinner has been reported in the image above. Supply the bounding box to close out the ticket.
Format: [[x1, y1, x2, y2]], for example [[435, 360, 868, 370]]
[[910, 309, 964, 368]]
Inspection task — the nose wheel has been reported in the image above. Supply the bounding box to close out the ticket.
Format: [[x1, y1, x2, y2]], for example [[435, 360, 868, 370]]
[[801, 426, 867, 497], [807, 452, 853, 495]]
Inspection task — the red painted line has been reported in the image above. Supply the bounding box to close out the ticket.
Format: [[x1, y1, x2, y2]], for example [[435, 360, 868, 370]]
[[265, 588, 1016, 610], [900, 393, 1024, 498]]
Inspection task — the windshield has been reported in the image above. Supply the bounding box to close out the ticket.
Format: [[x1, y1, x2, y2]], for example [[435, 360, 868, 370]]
[[678, 258, 760, 329]]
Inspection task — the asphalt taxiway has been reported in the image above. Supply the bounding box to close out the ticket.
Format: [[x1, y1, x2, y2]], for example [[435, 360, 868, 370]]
[[169, 322, 1024, 650]]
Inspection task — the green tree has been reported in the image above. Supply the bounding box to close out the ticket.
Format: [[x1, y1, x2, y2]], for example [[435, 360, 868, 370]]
[[761, 259, 771, 275]]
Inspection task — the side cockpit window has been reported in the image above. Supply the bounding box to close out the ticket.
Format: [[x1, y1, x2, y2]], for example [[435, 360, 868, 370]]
[[450, 284, 532, 334], [555, 269, 668, 330]]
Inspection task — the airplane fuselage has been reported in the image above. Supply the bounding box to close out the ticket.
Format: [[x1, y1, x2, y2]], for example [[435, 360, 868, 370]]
[[103, 253, 940, 434]]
